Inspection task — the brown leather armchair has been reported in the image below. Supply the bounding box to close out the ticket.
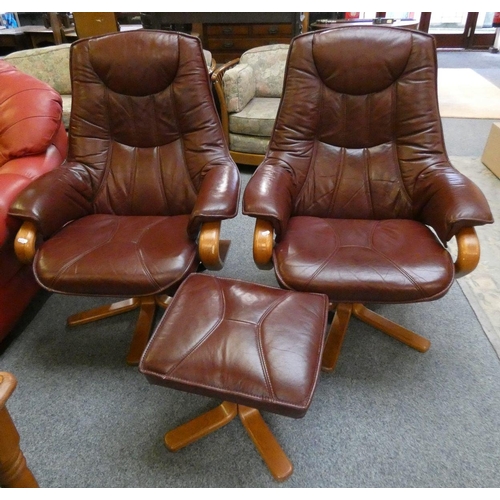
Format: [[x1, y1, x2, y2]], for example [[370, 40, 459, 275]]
[[243, 26, 494, 371], [9, 31, 240, 365]]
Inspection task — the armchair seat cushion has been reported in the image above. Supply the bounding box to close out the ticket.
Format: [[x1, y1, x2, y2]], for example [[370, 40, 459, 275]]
[[229, 134, 271, 155], [229, 97, 280, 137], [273, 217, 455, 304], [33, 214, 198, 297]]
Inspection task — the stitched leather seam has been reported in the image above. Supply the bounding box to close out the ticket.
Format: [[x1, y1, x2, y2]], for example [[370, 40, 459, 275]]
[[135, 218, 169, 291], [47, 217, 120, 288], [165, 275, 225, 377], [370, 221, 427, 297], [326, 144, 345, 218], [255, 294, 294, 400], [302, 220, 340, 288], [142, 369, 308, 410]]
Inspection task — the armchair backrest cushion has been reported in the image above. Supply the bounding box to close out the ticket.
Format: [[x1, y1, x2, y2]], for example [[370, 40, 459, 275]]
[[68, 30, 230, 217], [268, 27, 448, 221], [4, 44, 71, 95], [240, 44, 289, 98], [0, 61, 63, 167]]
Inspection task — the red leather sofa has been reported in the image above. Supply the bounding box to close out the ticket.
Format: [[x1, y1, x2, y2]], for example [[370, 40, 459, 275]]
[[0, 60, 67, 344]]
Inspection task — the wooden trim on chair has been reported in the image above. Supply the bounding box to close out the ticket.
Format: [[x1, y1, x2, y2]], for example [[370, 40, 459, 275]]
[[198, 221, 224, 271], [211, 58, 240, 145], [230, 151, 264, 166], [454, 227, 480, 279], [0, 373, 39, 488], [14, 222, 38, 265], [253, 219, 274, 269]]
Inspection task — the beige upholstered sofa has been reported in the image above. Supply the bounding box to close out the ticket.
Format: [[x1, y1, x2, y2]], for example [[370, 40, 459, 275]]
[[212, 44, 289, 166], [4, 44, 72, 128]]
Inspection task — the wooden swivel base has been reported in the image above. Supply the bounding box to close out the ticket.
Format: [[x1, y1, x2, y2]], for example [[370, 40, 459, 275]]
[[0, 373, 38, 488], [66, 295, 171, 365], [322, 303, 431, 372], [164, 401, 293, 482]]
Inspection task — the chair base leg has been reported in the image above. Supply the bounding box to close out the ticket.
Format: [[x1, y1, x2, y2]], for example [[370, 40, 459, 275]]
[[322, 303, 431, 372], [352, 304, 431, 353], [321, 303, 352, 372], [164, 401, 293, 482], [67, 295, 170, 365]]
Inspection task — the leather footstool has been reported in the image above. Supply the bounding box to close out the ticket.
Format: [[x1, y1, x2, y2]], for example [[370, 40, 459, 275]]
[[139, 274, 329, 481]]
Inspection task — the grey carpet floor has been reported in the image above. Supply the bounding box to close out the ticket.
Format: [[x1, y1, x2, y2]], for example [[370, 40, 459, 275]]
[[1, 168, 500, 488]]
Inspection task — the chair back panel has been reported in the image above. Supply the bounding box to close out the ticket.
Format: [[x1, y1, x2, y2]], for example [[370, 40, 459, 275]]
[[269, 27, 448, 221], [68, 31, 228, 216]]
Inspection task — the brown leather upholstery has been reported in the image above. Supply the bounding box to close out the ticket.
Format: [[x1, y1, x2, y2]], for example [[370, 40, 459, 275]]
[[140, 274, 329, 418], [243, 27, 493, 369], [9, 31, 240, 362], [140, 274, 329, 481]]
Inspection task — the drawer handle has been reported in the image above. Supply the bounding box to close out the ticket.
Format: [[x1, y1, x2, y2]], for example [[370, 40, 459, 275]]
[[223, 41, 234, 48], [268, 27, 278, 34], [222, 27, 233, 34]]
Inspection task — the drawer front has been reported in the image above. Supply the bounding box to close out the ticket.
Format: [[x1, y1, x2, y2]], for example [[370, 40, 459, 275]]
[[207, 37, 291, 52], [206, 24, 250, 36], [252, 24, 293, 36]]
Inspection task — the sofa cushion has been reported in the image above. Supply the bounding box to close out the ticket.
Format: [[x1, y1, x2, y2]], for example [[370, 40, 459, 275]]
[[240, 44, 289, 98], [224, 63, 255, 113], [0, 61, 63, 165], [4, 44, 71, 95], [228, 97, 280, 138]]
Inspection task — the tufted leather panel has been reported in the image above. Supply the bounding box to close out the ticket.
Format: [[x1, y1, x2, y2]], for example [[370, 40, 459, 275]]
[[273, 217, 454, 303], [9, 31, 240, 298], [243, 26, 492, 310], [140, 274, 329, 418], [244, 27, 493, 244], [68, 31, 233, 218]]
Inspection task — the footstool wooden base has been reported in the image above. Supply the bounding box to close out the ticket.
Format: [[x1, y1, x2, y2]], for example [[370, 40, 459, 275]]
[[140, 274, 329, 482], [165, 401, 293, 482]]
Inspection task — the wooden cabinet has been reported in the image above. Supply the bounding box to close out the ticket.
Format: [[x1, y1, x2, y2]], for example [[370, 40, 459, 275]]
[[205, 22, 294, 62], [143, 13, 302, 63]]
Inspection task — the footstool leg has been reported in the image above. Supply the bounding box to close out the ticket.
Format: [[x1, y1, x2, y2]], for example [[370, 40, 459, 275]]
[[238, 405, 293, 482], [164, 401, 237, 452]]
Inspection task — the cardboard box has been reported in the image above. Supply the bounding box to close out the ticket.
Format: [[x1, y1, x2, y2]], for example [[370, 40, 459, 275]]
[[481, 122, 500, 179]]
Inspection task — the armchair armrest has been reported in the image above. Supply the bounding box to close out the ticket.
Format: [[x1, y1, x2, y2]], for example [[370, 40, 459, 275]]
[[189, 163, 240, 270], [414, 163, 493, 243], [242, 162, 296, 240], [8, 162, 93, 240]]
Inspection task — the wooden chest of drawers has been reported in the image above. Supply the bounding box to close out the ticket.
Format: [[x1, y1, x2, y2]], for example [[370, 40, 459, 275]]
[[140, 13, 303, 63], [204, 22, 295, 62]]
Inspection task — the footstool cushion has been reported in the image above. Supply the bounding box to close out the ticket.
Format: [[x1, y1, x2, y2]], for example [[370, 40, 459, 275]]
[[140, 274, 329, 418]]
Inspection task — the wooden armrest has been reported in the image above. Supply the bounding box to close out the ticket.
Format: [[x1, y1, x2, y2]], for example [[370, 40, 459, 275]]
[[253, 219, 274, 270], [454, 227, 480, 279], [198, 221, 230, 271], [14, 221, 38, 265], [0, 372, 16, 408]]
